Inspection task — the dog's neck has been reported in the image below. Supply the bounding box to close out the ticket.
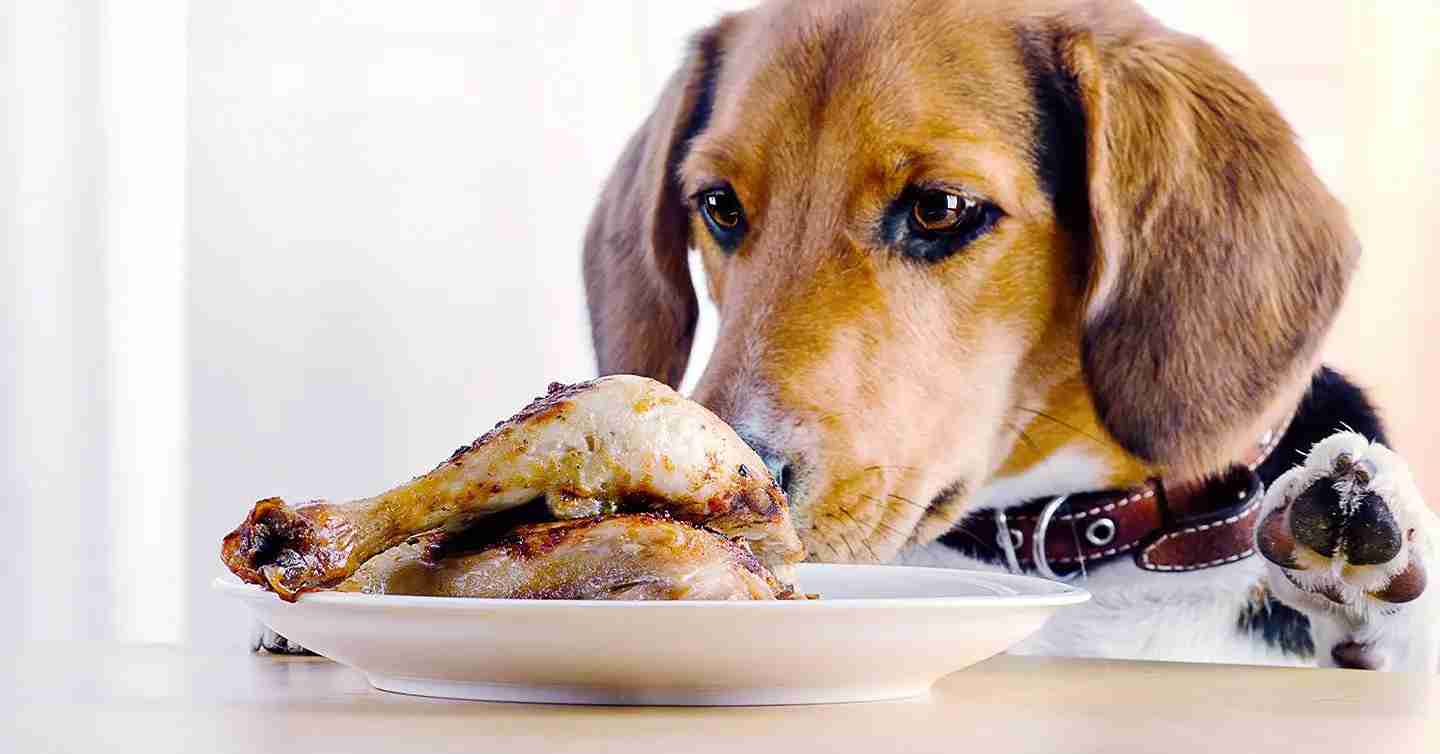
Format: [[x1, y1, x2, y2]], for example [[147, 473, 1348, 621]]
[[975, 414, 1290, 517], [945, 390, 1307, 578], [985, 374, 1311, 515], [983, 377, 1156, 513]]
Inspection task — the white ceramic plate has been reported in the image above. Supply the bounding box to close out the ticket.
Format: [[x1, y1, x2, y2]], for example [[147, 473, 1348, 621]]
[[215, 563, 1087, 705]]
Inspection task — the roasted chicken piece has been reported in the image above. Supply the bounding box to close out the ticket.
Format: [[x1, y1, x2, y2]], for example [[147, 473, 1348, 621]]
[[337, 513, 795, 600], [221, 376, 804, 600]]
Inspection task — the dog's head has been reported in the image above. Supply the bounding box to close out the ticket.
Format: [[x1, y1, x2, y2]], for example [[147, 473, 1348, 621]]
[[583, 0, 1357, 562]]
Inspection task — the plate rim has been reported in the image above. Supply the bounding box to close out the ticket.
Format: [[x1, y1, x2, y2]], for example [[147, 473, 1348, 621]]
[[213, 562, 1090, 610]]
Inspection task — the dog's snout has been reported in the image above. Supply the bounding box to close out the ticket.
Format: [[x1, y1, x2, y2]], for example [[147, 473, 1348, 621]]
[[738, 432, 795, 498]]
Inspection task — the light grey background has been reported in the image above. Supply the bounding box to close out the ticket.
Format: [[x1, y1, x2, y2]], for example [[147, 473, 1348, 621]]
[[4, 1, 1434, 648]]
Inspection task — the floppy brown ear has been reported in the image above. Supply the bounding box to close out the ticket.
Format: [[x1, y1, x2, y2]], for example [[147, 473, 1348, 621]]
[[1032, 15, 1359, 475], [583, 20, 736, 387]]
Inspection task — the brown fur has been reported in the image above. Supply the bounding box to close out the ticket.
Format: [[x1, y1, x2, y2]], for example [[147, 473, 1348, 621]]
[[582, 0, 1357, 562]]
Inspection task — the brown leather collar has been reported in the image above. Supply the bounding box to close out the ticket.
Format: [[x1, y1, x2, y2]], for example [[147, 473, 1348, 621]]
[[941, 419, 1289, 577]]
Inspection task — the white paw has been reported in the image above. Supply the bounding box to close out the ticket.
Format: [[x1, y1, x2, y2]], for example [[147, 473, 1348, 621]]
[[1257, 431, 1438, 671]]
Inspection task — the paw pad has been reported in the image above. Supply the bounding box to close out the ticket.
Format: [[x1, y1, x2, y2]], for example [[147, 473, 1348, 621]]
[[1345, 492, 1401, 566], [1288, 481, 1343, 558]]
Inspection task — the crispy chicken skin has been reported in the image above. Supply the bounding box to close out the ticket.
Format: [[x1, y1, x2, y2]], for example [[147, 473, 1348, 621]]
[[337, 513, 794, 600], [221, 376, 804, 600]]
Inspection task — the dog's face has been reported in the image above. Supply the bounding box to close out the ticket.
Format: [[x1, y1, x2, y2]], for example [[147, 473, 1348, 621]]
[[584, 0, 1357, 562], [676, 2, 1104, 557]]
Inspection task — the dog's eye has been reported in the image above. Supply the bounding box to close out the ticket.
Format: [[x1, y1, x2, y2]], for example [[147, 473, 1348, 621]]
[[697, 187, 747, 250], [890, 187, 1000, 262], [702, 189, 743, 229], [910, 190, 982, 235]]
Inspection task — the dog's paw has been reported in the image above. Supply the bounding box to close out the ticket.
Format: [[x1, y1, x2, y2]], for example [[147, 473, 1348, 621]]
[[249, 622, 316, 656], [1257, 431, 1439, 671]]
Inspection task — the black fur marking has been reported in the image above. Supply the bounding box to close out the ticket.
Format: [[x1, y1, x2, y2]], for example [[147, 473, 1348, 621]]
[[658, 26, 725, 365], [1015, 28, 1090, 236], [1254, 366, 1387, 487], [676, 27, 725, 167], [1236, 591, 1314, 660], [929, 480, 966, 514]]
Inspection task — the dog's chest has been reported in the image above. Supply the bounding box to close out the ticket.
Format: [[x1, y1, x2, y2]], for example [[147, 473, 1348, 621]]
[[900, 542, 1304, 666]]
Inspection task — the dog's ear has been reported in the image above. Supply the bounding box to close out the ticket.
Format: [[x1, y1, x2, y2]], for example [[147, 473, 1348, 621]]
[[1028, 16, 1359, 475], [583, 19, 735, 387]]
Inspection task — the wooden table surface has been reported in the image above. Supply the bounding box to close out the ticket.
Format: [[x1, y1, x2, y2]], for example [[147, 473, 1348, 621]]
[[4, 642, 1435, 753]]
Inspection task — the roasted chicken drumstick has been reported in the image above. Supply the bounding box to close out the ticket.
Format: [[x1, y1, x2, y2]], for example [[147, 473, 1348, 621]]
[[221, 376, 804, 600], [338, 513, 796, 600]]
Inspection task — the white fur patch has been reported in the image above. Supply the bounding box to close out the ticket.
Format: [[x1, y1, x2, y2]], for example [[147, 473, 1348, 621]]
[[967, 444, 1110, 512], [900, 540, 1299, 665], [899, 442, 1306, 667]]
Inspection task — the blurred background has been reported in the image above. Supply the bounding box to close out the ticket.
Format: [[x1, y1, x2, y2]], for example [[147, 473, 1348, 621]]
[[3, 1, 1437, 647]]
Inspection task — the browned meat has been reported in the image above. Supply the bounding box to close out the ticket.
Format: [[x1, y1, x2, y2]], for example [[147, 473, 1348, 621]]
[[338, 513, 795, 600], [221, 376, 805, 600]]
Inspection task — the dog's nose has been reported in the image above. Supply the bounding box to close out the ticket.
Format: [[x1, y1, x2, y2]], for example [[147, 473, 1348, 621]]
[[737, 432, 795, 498]]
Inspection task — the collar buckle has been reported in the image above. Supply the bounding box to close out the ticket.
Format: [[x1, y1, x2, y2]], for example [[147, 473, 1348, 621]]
[[992, 508, 1023, 574], [991, 495, 1081, 582], [1032, 495, 1081, 581]]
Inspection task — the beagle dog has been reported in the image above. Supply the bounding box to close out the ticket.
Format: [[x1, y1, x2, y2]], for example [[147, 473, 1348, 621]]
[[583, 0, 1438, 671]]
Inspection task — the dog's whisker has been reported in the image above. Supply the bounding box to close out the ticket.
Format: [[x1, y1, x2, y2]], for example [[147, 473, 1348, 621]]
[[1003, 420, 1043, 456], [823, 505, 882, 563], [861, 492, 938, 551], [888, 492, 928, 512], [857, 491, 925, 515], [817, 515, 861, 561], [804, 409, 855, 429], [1013, 406, 1107, 447], [841, 531, 869, 562], [805, 527, 842, 562], [866, 515, 912, 548], [862, 464, 923, 474], [837, 508, 883, 562], [938, 523, 992, 552]]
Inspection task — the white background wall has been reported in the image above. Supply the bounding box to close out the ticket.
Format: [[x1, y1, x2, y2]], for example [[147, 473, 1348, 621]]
[[4, 1, 1438, 647]]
